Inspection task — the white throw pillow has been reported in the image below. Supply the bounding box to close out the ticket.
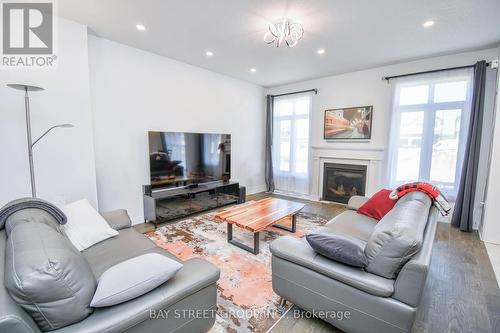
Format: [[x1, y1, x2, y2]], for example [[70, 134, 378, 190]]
[[61, 199, 119, 251], [91, 253, 183, 307]]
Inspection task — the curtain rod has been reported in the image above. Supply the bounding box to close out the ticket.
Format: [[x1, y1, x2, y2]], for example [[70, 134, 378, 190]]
[[270, 88, 318, 97], [382, 61, 491, 82]]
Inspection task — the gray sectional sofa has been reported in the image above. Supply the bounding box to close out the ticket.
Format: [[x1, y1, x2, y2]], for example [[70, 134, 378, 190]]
[[0, 208, 220, 333], [270, 191, 438, 333]]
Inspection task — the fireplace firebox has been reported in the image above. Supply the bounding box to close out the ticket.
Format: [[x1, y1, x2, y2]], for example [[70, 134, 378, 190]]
[[322, 163, 367, 204]]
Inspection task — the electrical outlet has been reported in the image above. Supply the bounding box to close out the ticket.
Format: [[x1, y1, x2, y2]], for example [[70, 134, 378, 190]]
[[491, 59, 499, 69]]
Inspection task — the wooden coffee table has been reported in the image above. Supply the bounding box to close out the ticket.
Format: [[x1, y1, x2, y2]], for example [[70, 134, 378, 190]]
[[215, 197, 305, 254]]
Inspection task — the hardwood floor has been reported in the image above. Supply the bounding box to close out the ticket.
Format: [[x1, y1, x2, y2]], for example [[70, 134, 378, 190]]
[[248, 192, 345, 222], [135, 192, 500, 333]]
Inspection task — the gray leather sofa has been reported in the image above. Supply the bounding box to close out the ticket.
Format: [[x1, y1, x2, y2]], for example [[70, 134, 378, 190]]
[[270, 192, 438, 333], [0, 208, 220, 333]]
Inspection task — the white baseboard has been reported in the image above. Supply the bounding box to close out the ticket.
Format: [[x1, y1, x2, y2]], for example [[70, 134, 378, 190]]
[[484, 243, 500, 289], [246, 184, 267, 195]]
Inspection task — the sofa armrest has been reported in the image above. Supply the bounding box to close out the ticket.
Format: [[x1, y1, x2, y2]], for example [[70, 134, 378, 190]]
[[101, 209, 132, 230], [346, 196, 369, 210], [270, 236, 394, 297], [0, 232, 42, 333]]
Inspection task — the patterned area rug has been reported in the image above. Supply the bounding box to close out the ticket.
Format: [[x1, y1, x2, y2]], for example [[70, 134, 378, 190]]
[[146, 209, 329, 333]]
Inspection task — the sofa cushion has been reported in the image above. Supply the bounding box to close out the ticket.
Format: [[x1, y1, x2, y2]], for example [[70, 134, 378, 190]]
[[365, 191, 432, 279], [0, 230, 42, 333], [91, 253, 183, 307], [270, 236, 394, 297], [306, 233, 369, 268], [324, 210, 378, 241], [4, 222, 96, 331], [82, 228, 180, 278], [357, 189, 397, 221]]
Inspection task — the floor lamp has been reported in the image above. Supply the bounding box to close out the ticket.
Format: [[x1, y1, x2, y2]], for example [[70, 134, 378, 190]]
[[7, 84, 74, 198]]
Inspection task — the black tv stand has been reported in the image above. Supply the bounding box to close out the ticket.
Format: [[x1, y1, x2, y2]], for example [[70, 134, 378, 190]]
[[143, 181, 241, 228]]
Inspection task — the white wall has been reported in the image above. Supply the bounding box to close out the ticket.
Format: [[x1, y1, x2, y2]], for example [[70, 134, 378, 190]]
[[481, 45, 500, 245], [267, 48, 498, 152], [267, 48, 498, 225], [88, 36, 265, 223], [0, 19, 98, 208], [2, 17, 495, 232]]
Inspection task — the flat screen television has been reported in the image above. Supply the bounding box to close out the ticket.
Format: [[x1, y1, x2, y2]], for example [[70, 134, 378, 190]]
[[148, 131, 231, 189]]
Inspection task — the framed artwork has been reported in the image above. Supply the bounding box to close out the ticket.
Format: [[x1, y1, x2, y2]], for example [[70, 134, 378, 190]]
[[324, 105, 373, 140]]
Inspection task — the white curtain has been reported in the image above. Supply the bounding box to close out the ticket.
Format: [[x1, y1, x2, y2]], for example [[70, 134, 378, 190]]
[[272, 93, 312, 196], [386, 68, 474, 200], [201, 134, 222, 177], [162, 132, 186, 163]]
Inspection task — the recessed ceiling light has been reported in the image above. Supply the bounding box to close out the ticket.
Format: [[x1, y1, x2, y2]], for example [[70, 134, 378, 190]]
[[136, 24, 146, 31], [317, 49, 325, 55], [422, 20, 435, 28], [250, 68, 257, 73], [205, 51, 214, 57]]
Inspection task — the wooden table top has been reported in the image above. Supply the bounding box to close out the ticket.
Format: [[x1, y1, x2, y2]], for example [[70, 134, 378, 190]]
[[215, 197, 305, 232]]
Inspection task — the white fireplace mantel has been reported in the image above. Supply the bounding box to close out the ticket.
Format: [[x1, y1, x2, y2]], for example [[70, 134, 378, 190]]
[[310, 146, 386, 202]]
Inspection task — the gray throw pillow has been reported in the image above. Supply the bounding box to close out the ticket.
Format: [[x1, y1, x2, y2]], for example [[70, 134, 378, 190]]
[[91, 253, 183, 307], [306, 233, 369, 268]]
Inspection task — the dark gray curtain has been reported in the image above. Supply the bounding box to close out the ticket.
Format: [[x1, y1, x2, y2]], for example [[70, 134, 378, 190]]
[[265, 95, 275, 192], [451, 61, 487, 231]]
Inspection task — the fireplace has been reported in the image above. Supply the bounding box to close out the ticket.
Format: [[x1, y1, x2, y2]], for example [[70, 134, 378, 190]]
[[322, 163, 367, 204]]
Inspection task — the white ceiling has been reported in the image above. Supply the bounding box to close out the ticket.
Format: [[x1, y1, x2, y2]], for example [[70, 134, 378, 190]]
[[58, 0, 500, 87]]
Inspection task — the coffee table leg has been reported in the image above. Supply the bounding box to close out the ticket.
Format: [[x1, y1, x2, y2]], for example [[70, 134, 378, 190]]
[[227, 222, 233, 241], [227, 223, 260, 255], [254, 231, 260, 254], [273, 214, 297, 233]]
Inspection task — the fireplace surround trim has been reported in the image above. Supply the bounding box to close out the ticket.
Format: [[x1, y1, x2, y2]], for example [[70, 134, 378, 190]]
[[310, 146, 385, 202]]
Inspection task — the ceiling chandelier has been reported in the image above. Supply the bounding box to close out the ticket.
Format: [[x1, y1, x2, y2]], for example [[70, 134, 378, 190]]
[[264, 19, 304, 48]]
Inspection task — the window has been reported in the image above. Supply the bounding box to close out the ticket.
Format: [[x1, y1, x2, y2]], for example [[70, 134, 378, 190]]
[[387, 69, 473, 199], [272, 94, 311, 196]]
